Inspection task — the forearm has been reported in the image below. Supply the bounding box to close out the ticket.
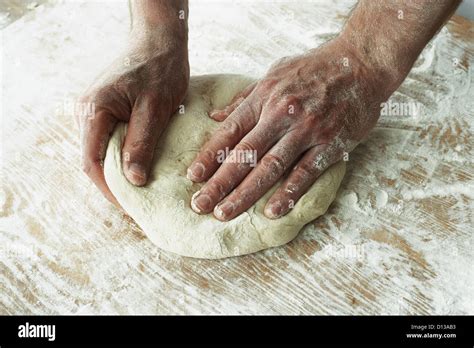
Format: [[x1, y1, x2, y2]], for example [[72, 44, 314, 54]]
[[130, 0, 188, 44], [340, 0, 460, 93]]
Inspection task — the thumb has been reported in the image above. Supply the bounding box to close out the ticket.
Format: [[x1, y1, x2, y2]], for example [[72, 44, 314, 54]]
[[122, 93, 165, 186]]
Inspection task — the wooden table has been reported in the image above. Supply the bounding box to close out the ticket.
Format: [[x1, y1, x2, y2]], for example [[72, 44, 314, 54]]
[[1, 0, 472, 314]]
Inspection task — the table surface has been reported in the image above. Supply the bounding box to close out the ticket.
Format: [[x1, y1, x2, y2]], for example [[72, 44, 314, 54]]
[[1, 0, 473, 314]]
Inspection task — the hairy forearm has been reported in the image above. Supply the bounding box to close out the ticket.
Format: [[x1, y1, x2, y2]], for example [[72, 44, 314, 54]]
[[131, 0, 188, 44], [340, 0, 460, 93]]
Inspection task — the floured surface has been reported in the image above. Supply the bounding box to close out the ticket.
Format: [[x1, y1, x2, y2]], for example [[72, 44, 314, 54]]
[[1, 0, 473, 314], [104, 74, 345, 259]]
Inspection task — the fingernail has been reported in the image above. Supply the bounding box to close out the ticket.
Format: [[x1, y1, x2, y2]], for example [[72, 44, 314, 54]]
[[127, 163, 147, 185], [187, 162, 205, 181], [264, 201, 282, 219], [191, 191, 212, 213], [214, 201, 234, 220]]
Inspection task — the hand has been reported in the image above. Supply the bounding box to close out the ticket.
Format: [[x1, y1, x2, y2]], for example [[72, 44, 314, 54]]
[[188, 37, 394, 221], [77, 30, 189, 206]]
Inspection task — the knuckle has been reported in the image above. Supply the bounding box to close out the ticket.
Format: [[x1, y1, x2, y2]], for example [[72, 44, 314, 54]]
[[282, 94, 300, 107], [92, 87, 111, 104], [297, 160, 317, 178], [281, 95, 304, 116], [258, 78, 278, 92], [305, 113, 319, 126], [198, 147, 215, 163], [284, 182, 301, 195], [241, 82, 256, 97], [205, 177, 228, 200], [81, 158, 98, 176], [261, 154, 286, 177], [228, 97, 244, 110], [220, 118, 243, 139], [232, 187, 251, 202], [200, 148, 216, 164], [235, 140, 258, 154], [113, 74, 133, 91]]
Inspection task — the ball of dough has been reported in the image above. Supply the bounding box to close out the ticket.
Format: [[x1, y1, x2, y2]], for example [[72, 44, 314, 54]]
[[104, 74, 346, 259]]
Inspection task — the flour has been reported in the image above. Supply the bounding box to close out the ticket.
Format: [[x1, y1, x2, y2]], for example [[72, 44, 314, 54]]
[[1, 0, 472, 314], [375, 190, 388, 209]]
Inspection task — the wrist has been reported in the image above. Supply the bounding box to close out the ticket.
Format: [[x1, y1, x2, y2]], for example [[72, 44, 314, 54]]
[[130, 0, 188, 49], [337, 0, 461, 97], [131, 0, 187, 28], [337, 28, 409, 97], [130, 25, 188, 53]]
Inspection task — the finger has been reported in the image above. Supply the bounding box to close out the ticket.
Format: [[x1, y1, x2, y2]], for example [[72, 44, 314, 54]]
[[190, 120, 286, 214], [212, 133, 305, 221], [122, 92, 164, 186], [264, 144, 340, 219], [208, 81, 257, 121], [81, 109, 120, 207], [187, 95, 261, 183]]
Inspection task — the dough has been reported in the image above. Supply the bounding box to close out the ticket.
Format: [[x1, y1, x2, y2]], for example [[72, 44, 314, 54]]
[[104, 74, 346, 259]]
